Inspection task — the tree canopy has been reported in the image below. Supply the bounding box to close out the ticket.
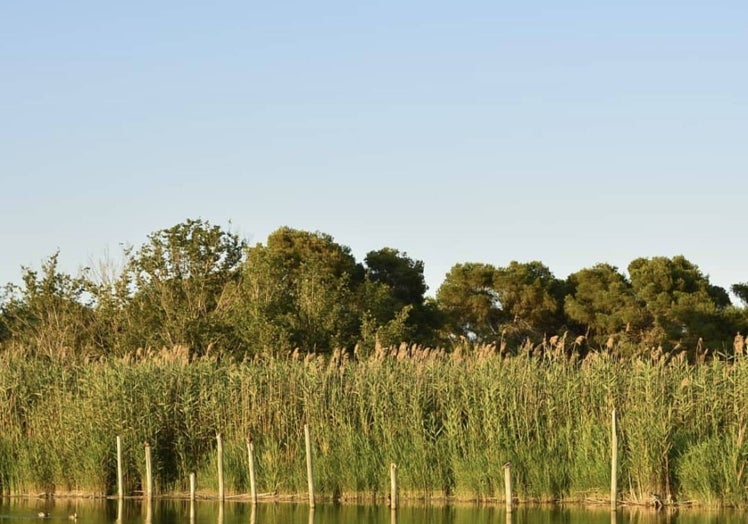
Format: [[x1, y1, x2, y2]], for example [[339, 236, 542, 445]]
[[2, 219, 746, 360]]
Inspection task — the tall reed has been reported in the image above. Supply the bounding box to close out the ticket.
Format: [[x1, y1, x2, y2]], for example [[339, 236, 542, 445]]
[[1, 344, 748, 506]]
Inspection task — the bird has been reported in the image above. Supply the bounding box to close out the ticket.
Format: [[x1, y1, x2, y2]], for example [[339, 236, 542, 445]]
[[68, 513, 78, 521], [38, 512, 49, 518]]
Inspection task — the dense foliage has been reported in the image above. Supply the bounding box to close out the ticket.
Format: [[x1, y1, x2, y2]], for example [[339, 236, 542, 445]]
[[1, 346, 748, 506], [2, 218, 746, 359]]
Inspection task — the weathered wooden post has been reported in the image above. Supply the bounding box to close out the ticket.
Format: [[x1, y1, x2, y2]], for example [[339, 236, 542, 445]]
[[190, 473, 196, 524], [503, 462, 513, 513], [247, 436, 258, 506], [217, 433, 225, 502], [144, 441, 153, 500], [116, 436, 124, 500], [304, 423, 315, 508], [611, 409, 618, 511], [389, 463, 398, 510]]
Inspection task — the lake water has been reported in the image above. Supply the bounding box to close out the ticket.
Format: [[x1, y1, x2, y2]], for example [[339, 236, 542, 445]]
[[0, 500, 743, 524]]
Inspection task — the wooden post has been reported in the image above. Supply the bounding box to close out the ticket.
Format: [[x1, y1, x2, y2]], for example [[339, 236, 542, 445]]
[[304, 423, 315, 508], [247, 436, 258, 506], [189, 473, 196, 524], [389, 463, 398, 510], [611, 409, 618, 510], [144, 442, 153, 500], [116, 436, 124, 500], [217, 433, 225, 502], [504, 462, 512, 513]]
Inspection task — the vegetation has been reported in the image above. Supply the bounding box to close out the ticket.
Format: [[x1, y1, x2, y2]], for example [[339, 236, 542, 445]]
[[2, 218, 747, 358], [0, 345, 747, 506], [1, 218, 748, 505]]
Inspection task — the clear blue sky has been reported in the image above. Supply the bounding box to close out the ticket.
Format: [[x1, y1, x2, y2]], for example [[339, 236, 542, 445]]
[[2, 1, 746, 298]]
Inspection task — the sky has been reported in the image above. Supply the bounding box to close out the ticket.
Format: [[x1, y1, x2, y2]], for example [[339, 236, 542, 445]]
[[1, 1, 746, 299]]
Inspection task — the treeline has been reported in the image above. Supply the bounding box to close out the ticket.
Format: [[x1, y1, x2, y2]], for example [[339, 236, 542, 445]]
[[1, 218, 747, 359]]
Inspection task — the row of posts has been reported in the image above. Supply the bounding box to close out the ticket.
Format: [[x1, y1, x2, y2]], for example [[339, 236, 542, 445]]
[[115, 413, 620, 511]]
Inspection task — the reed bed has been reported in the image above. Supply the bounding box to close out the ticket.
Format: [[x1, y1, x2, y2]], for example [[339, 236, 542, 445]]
[[0, 344, 747, 506]]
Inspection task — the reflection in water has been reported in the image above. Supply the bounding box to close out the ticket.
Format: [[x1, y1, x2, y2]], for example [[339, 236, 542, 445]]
[[0, 499, 747, 524]]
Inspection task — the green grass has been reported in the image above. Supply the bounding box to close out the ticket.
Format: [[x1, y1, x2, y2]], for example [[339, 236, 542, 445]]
[[1, 345, 748, 506]]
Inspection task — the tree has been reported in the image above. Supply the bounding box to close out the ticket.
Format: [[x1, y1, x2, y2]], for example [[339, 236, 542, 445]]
[[436, 263, 501, 344], [628, 255, 731, 348], [732, 283, 748, 307], [493, 261, 564, 336], [564, 263, 646, 343], [233, 227, 364, 354], [1, 252, 93, 359], [363, 248, 439, 346], [113, 219, 245, 355]]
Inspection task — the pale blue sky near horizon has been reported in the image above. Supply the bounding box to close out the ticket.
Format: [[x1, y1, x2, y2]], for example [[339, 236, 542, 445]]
[[1, 1, 746, 298]]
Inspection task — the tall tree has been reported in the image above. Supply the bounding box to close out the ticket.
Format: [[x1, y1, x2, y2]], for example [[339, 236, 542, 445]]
[[564, 263, 646, 343], [114, 219, 245, 355], [436, 263, 501, 344], [233, 227, 363, 354], [628, 255, 731, 348], [493, 260, 564, 336], [1, 252, 92, 358], [363, 248, 439, 346]]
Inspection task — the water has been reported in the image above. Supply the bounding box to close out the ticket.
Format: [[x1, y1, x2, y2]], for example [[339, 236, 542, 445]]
[[0, 500, 743, 524]]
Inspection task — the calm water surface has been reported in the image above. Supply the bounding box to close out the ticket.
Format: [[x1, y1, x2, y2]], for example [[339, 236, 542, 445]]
[[0, 500, 743, 524]]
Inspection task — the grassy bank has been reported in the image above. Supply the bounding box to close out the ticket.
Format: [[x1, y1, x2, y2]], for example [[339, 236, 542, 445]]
[[0, 344, 746, 506]]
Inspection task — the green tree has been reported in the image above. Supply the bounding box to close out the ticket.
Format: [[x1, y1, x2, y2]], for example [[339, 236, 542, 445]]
[[493, 260, 564, 337], [436, 263, 500, 344], [112, 219, 245, 355], [628, 255, 731, 348], [233, 227, 364, 354], [362, 248, 439, 346], [1, 252, 93, 359], [564, 263, 646, 344], [732, 283, 748, 307]]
